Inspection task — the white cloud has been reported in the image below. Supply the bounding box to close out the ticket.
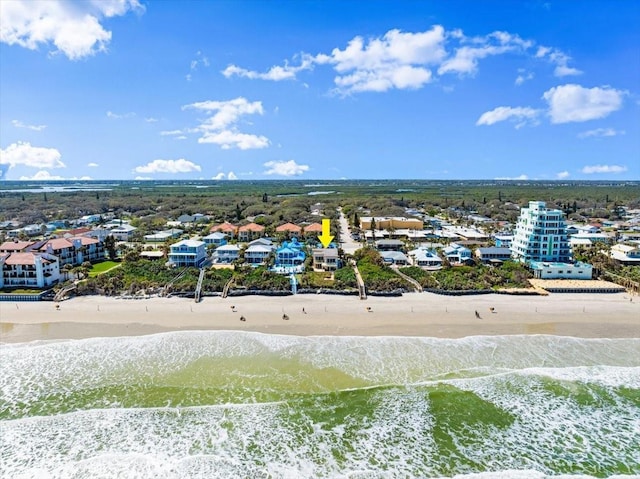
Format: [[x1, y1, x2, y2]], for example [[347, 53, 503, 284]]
[[223, 57, 314, 81], [198, 130, 269, 149], [12, 119, 46, 131], [556, 171, 570, 179], [212, 171, 238, 180], [0, 141, 65, 169], [263, 160, 309, 176], [515, 70, 534, 86], [322, 26, 446, 93], [581, 164, 627, 174], [145, 117, 159, 123], [225, 26, 446, 94], [183, 97, 270, 149], [87, 162, 99, 167], [577, 127, 625, 139], [437, 30, 532, 76], [476, 106, 540, 127], [543, 84, 625, 123], [160, 129, 184, 136], [0, 0, 143, 60], [107, 110, 136, 119], [134, 159, 202, 174], [535, 46, 582, 77], [494, 174, 529, 180], [18, 170, 91, 181], [222, 26, 586, 96], [134, 176, 152, 180], [186, 51, 210, 81]]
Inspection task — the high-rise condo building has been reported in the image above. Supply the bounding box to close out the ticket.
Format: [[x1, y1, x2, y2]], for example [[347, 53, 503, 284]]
[[511, 201, 572, 263]]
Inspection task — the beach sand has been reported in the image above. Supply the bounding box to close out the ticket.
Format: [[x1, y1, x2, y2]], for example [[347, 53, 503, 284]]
[[1, 292, 639, 342]]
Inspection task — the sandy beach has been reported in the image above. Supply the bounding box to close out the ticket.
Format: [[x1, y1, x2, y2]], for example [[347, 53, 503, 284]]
[[1, 291, 639, 342]]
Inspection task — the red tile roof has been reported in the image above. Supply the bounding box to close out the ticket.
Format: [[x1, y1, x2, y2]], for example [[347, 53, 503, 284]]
[[0, 241, 34, 252], [4, 252, 52, 265], [69, 235, 99, 245], [302, 223, 323, 233], [38, 238, 73, 251], [276, 223, 302, 233], [210, 221, 237, 233], [238, 222, 265, 232]]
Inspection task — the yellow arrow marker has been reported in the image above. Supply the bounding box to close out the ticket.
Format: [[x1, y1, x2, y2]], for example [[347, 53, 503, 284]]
[[318, 218, 334, 248]]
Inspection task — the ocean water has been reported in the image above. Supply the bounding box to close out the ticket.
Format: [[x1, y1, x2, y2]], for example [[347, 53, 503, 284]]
[[1, 331, 639, 479]]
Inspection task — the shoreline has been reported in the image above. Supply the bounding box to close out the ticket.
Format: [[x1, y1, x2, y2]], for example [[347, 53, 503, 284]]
[[1, 291, 639, 343]]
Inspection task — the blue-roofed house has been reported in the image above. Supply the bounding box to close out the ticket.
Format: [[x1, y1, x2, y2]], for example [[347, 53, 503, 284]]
[[443, 243, 472, 265], [274, 238, 306, 273]]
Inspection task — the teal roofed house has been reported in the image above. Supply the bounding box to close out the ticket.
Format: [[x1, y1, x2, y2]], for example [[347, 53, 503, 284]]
[[273, 238, 306, 273]]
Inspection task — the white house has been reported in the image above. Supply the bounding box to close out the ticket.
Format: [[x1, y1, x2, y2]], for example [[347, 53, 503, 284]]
[[529, 261, 592, 280], [408, 247, 443, 269], [168, 239, 207, 267], [244, 243, 275, 266], [202, 232, 227, 248], [312, 248, 340, 271], [212, 244, 240, 264], [111, 224, 138, 241], [611, 244, 640, 265]]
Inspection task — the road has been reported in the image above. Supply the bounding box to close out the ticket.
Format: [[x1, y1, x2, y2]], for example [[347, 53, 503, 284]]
[[337, 207, 362, 255]]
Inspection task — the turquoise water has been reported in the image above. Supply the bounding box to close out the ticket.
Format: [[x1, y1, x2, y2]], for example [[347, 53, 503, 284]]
[[1, 331, 639, 478]]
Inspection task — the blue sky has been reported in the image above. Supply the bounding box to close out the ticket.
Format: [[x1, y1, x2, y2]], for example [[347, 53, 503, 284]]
[[1, 0, 638, 181]]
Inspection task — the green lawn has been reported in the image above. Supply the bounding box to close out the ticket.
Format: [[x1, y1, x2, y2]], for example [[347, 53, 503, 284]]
[[89, 261, 121, 277]]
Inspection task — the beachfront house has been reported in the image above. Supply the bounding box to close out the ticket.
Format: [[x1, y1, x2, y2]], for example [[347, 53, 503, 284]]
[[443, 243, 472, 265], [274, 239, 306, 272], [212, 244, 240, 264], [244, 239, 276, 266], [168, 239, 207, 267], [529, 261, 593, 280], [408, 247, 443, 269], [475, 247, 512, 264], [312, 248, 340, 271], [610, 244, 640, 265], [0, 252, 60, 289]]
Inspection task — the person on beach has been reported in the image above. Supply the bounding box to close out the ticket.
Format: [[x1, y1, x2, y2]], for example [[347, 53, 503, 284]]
[[475, 310, 480, 319], [302, 307, 306, 314], [240, 316, 246, 322], [282, 314, 289, 320]]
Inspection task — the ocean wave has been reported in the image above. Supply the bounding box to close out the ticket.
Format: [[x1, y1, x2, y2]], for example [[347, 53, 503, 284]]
[[2, 332, 639, 477]]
